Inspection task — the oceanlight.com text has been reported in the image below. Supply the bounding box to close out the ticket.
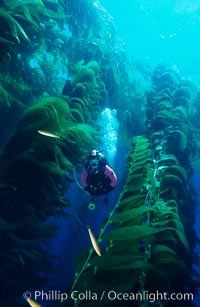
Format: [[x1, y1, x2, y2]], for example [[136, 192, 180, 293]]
[[23, 290, 194, 303], [105, 290, 193, 302]]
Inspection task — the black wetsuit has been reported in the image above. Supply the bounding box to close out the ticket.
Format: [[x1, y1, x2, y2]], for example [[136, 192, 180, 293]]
[[85, 165, 113, 196]]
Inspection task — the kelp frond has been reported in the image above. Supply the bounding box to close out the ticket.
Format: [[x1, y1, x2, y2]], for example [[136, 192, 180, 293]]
[[0, 9, 30, 43]]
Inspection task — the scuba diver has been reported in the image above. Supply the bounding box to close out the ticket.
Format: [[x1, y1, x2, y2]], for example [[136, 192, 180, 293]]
[[81, 150, 117, 198]]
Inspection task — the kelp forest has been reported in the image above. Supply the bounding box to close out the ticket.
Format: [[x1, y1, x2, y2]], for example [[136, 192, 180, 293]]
[[0, 0, 200, 307]]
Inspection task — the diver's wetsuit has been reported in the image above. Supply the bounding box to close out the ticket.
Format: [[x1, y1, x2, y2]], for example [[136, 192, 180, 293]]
[[81, 164, 117, 196]]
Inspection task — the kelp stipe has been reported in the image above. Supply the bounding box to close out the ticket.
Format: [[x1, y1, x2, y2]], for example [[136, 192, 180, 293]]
[[67, 166, 132, 306]]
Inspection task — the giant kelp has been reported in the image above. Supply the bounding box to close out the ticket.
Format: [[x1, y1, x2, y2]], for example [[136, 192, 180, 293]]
[[1, 1, 199, 307], [0, 96, 97, 306], [0, 0, 66, 62], [0, 0, 69, 149], [63, 60, 104, 124], [0, 0, 144, 151], [0, 3, 115, 303], [62, 0, 146, 137], [60, 65, 199, 307]]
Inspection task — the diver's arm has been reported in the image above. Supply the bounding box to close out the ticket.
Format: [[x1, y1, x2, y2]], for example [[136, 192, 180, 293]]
[[104, 165, 117, 187], [81, 167, 88, 188]]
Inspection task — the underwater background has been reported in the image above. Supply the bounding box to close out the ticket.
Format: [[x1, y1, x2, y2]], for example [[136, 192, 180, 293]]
[[0, 0, 200, 306]]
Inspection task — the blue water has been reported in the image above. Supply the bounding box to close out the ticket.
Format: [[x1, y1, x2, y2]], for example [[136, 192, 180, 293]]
[[100, 0, 200, 82]]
